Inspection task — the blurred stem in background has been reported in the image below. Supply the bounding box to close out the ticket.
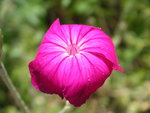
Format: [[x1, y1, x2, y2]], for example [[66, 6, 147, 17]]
[[0, 29, 31, 113]]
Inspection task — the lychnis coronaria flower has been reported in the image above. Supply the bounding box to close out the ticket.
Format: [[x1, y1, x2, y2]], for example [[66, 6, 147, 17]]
[[29, 19, 123, 106]]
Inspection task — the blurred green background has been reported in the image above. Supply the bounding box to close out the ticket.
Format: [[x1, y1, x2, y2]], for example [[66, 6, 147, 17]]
[[0, 0, 150, 113]]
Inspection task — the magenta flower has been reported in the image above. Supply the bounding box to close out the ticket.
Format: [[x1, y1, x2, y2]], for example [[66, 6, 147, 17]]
[[29, 19, 123, 106]]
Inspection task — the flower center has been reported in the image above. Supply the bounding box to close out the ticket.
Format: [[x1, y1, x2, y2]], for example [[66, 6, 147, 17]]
[[67, 44, 79, 56]]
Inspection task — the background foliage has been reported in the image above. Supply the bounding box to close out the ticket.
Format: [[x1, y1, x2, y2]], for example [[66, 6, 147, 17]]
[[0, 0, 150, 113]]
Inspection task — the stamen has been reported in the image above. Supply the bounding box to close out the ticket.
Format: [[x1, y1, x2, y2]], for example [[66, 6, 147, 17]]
[[67, 44, 79, 55]]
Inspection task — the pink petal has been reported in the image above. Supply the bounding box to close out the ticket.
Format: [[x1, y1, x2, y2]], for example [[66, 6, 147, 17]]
[[62, 52, 113, 106], [29, 52, 68, 97], [78, 27, 123, 72]]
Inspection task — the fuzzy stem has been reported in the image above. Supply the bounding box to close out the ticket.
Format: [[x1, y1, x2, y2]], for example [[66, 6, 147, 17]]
[[59, 101, 71, 113]]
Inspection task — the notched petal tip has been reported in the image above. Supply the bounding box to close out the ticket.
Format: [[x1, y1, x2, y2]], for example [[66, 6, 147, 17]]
[[113, 65, 124, 72], [50, 18, 61, 28], [45, 18, 63, 38], [54, 18, 61, 25], [118, 66, 124, 72]]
